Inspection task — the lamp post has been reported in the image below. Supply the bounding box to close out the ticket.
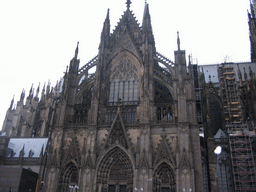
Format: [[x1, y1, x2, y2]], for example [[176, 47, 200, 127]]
[[69, 185, 79, 192], [183, 189, 192, 192]]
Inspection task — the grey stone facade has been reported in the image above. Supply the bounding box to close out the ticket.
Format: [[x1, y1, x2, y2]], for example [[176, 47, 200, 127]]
[[1, 2, 204, 192]]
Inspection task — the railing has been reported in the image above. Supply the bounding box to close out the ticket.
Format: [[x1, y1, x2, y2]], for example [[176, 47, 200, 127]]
[[66, 115, 88, 125], [77, 73, 95, 92], [78, 55, 98, 75], [152, 120, 175, 124], [5, 157, 40, 163], [154, 69, 172, 85], [108, 101, 139, 106], [155, 52, 175, 67]]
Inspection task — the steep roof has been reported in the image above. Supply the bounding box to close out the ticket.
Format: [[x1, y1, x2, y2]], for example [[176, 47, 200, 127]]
[[6, 138, 48, 158]]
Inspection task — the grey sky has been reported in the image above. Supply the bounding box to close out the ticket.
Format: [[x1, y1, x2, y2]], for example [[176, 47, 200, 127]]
[[0, 0, 251, 128]]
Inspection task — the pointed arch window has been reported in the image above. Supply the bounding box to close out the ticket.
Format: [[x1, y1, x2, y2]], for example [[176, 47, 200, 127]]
[[208, 94, 223, 136], [107, 58, 139, 124], [109, 73, 138, 104], [216, 151, 233, 192], [109, 58, 139, 105], [155, 81, 174, 123]]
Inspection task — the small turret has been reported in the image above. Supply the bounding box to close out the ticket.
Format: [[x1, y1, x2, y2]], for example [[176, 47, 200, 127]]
[[29, 84, 34, 98], [188, 55, 193, 77], [35, 83, 40, 100], [142, 2, 154, 45], [244, 67, 248, 81], [19, 144, 25, 161], [20, 89, 25, 103], [17, 89, 25, 106], [99, 9, 110, 50], [68, 42, 80, 74], [249, 66, 255, 80], [174, 32, 186, 76], [237, 64, 243, 86], [46, 81, 51, 98], [9, 96, 14, 110], [41, 83, 46, 101], [177, 31, 181, 51], [26, 84, 34, 105]]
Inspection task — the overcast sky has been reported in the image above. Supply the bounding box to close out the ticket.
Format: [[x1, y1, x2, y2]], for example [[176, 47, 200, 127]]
[[0, 0, 251, 129]]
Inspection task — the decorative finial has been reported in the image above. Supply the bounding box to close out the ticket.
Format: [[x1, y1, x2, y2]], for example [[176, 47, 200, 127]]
[[177, 31, 180, 50], [126, 0, 132, 9], [75, 41, 79, 59]]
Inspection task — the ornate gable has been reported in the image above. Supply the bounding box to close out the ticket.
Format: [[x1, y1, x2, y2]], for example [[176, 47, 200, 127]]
[[83, 152, 92, 169], [109, 29, 141, 61], [62, 136, 81, 167], [154, 134, 176, 166], [139, 149, 149, 170], [104, 108, 131, 149], [179, 148, 191, 170], [110, 10, 143, 47]]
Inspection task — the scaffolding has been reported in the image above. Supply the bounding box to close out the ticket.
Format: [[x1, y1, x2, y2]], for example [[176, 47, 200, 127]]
[[218, 64, 243, 124], [228, 124, 256, 191], [219, 64, 256, 191]]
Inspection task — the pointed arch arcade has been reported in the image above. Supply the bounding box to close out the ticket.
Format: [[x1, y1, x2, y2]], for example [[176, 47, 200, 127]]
[[96, 147, 134, 192], [58, 162, 79, 192]]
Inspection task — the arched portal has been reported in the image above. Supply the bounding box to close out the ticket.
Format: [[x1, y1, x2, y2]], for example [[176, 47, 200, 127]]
[[59, 162, 79, 192], [153, 162, 176, 192], [97, 147, 133, 192]]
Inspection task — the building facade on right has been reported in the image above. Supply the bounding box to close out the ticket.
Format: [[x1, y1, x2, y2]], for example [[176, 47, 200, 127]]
[[196, 61, 256, 191], [192, 3, 256, 191]]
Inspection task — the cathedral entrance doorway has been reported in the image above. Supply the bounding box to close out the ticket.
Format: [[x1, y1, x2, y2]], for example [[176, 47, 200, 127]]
[[153, 162, 176, 192], [59, 162, 79, 192], [97, 147, 133, 192]]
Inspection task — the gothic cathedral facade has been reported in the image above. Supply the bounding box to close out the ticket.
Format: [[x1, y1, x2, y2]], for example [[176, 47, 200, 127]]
[[2, 2, 204, 192]]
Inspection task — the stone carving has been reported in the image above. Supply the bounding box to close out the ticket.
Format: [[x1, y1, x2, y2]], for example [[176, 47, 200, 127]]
[[62, 136, 81, 167], [154, 134, 176, 166]]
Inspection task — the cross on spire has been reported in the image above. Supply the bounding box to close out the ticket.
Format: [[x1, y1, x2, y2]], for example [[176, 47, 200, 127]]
[[126, 0, 132, 9]]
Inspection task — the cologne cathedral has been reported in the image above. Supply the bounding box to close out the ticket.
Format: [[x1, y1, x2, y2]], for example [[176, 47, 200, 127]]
[[1, 1, 256, 192]]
